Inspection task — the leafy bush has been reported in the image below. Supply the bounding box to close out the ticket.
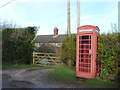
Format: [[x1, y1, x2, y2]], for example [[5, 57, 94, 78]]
[[34, 44, 55, 53], [2, 27, 38, 65], [98, 33, 120, 80], [60, 34, 76, 67]]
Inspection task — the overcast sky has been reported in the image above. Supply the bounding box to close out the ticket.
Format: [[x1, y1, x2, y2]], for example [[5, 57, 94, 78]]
[[0, 0, 119, 35]]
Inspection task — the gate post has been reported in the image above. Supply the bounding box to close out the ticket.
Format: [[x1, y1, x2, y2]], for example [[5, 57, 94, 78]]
[[33, 51, 35, 64]]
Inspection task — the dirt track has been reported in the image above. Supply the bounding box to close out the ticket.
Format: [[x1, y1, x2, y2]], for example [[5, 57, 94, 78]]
[[2, 67, 88, 88]]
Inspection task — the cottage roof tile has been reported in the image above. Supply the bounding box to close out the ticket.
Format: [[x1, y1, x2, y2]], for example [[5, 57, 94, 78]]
[[35, 34, 67, 43]]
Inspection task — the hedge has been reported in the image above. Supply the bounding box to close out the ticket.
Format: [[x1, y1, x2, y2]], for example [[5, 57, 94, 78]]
[[98, 33, 120, 80], [2, 27, 38, 65]]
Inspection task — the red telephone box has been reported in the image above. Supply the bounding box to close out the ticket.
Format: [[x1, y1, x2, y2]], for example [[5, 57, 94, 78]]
[[76, 25, 100, 79]]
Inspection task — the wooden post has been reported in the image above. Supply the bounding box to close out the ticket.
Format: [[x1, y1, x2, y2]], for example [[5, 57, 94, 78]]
[[67, 0, 71, 36], [77, 0, 80, 27], [33, 51, 34, 64]]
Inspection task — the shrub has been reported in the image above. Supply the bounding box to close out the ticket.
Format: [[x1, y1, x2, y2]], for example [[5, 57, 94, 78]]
[[34, 44, 55, 53], [2, 27, 38, 65], [60, 34, 76, 67], [98, 33, 120, 80]]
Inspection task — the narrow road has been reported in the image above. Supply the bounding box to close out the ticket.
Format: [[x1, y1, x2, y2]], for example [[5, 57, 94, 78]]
[[2, 67, 88, 88]]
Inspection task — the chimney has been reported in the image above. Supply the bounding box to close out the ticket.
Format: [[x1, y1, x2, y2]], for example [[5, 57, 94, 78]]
[[54, 27, 58, 36]]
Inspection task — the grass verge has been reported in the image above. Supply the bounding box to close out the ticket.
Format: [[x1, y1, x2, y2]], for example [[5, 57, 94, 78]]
[[2, 63, 38, 69], [27, 67, 54, 71], [86, 77, 118, 88], [47, 66, 76, 84], [47, 66, 118, 88]]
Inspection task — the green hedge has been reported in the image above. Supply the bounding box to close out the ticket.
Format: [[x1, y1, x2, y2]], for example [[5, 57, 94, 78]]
[[2, 27, 38, 65], [60, 34, 76, 67], [98, 33, 120, 80]]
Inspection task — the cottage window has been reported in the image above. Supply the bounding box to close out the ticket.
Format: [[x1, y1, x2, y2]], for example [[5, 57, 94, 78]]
[[56, 43, 60, 47]]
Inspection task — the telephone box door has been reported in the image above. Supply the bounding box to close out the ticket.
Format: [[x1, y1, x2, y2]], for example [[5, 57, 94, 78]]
[[77, 35, 93, 78], [76, 25, 100, 79]]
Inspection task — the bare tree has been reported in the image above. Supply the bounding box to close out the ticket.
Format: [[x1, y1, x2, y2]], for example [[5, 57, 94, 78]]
[[111, 23, 118, 33], [0, 20, 21, 30]]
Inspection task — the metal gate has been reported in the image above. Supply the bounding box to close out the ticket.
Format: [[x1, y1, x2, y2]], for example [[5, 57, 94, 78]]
[[33, 52, 62, 67]]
